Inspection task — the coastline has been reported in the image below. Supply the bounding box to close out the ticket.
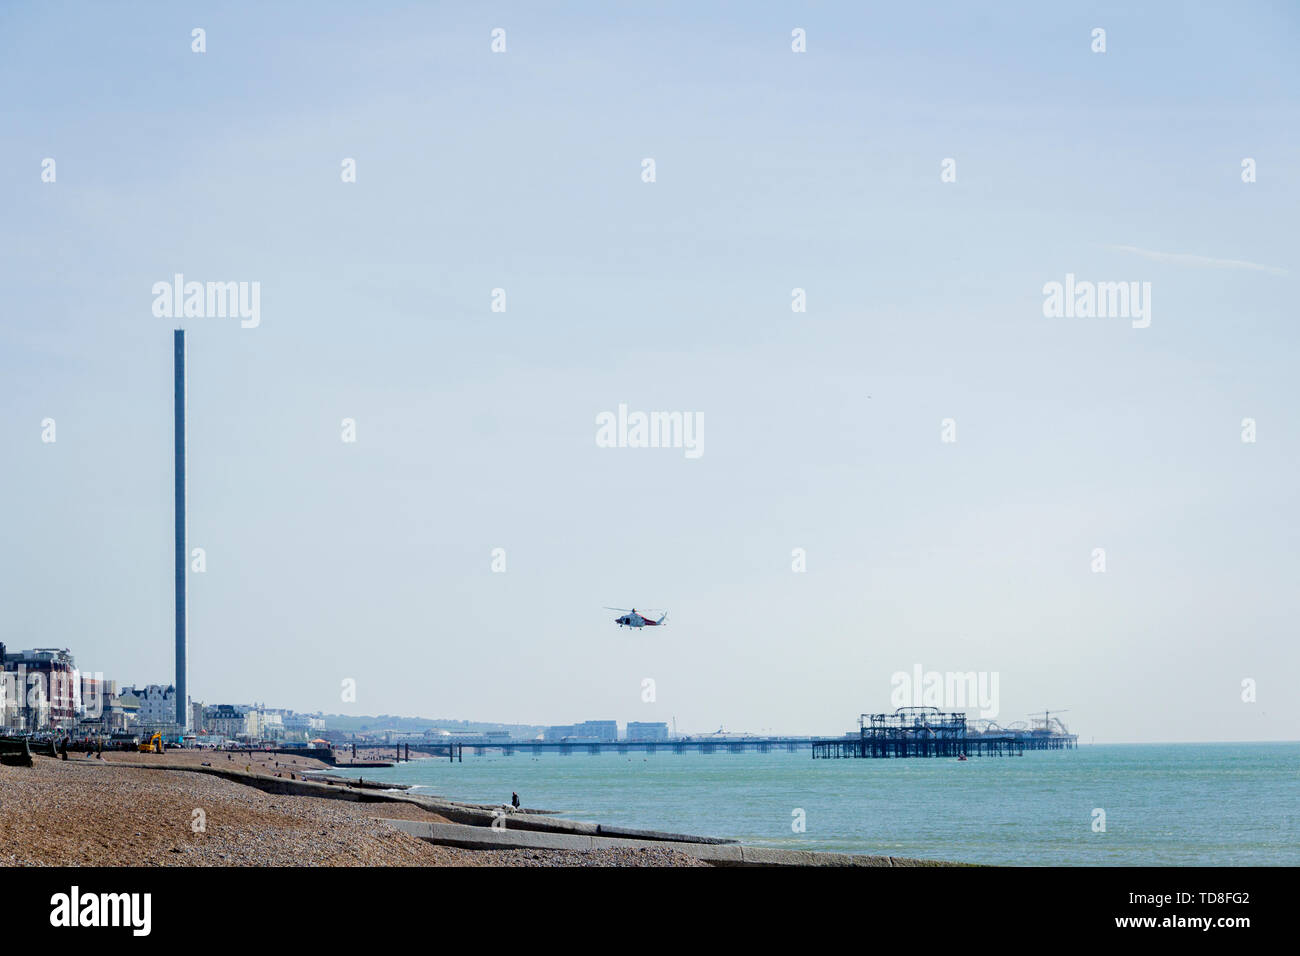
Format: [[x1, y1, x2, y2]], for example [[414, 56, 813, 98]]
[[0, 753, 710, 867], [1, 750, 958, 867]]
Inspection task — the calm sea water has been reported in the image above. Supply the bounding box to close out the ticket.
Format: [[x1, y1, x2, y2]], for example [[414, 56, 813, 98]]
[[345, 742, 1300, 865]]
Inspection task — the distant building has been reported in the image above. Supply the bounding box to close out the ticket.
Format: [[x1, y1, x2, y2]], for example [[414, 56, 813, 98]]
[[626, 721, 669, 741], [572, 720, 618, 742], [77, 677, 132, 733], [250, 709, 284, 740], [117, 691, 140, 726], [543, 721, 620, 742], [281, 712, 325, 742], [123, 685, 179, 729], [204, 704, 251, 738], [253, 707, 301, 741], [120, 684, 199, 737], [1, 647, 78, 731], [0, 642, 11, 729], [0, 644, 11, 729], [78, 674, 108, 720]]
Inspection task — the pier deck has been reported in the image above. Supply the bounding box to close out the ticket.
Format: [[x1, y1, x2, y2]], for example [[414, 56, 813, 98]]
[[808, 708, 1077, 759], [325, 710, 1076, 762], [812, 735, 1023, 758]]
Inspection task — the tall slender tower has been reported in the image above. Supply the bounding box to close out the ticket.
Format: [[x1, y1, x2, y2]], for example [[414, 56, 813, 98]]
[[174, 329, 188, 732]]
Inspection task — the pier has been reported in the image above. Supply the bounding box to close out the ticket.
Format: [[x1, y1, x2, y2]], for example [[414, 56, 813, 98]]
[[969, 711, 1078, 751], [341, 738, 812, 759], [812, 708, 1033, 759], [324, 711, 1076, 762]]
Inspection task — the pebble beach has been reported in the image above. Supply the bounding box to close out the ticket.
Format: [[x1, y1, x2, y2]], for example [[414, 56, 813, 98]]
[[0, 754, 708, 867]]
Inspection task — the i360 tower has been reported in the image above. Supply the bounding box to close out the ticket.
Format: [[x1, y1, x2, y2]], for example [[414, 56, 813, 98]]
[[173, 329, 188, 732]]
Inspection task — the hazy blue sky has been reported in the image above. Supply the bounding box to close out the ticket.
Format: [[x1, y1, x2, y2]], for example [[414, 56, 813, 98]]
[[2, 3, 1296, 741]]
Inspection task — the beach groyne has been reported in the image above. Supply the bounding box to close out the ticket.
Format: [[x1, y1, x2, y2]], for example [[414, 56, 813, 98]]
[[383, 819, 955, 867], [110, 761, 737, 845], [264, 746, 338, 764], [0, 736, 33, 767], [93, 756, 965, 865]]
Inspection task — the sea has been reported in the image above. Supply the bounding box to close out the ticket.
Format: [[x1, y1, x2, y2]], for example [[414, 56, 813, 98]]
[[344, 742, 1300, 865]]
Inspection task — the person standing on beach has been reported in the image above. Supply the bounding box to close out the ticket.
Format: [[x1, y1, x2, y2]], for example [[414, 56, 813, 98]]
[[511, 791, 520, 810]]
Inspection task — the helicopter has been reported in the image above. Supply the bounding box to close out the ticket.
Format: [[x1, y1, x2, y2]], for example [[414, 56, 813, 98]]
[[605, 607, 668, 629]]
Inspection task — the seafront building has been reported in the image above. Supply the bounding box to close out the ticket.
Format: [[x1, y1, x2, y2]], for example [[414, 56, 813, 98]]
[[626, 721, 670, 741], [575, 720, 619, 741], [250, 708, 283, 740], [116, 689, 140, 726], [122, 684, 180, 726], [1, 639, 665, 748], [271, 709, 325, 743], [117, 683, 202, 739], [0, 645, 80, 731], [0, 636, 331, 745], [197, 704, 321, 742], [77, 677, 132, 732], [204, 704, 252, 738], [542, 720, 637, 742]]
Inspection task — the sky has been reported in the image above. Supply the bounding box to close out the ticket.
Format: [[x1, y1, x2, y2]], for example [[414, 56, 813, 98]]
[[1, 2, 1297, 742]]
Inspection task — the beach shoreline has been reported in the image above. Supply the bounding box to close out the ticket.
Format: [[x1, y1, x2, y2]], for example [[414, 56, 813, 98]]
[[0, 753, 710, 867], [1, 750, 956, 867]]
